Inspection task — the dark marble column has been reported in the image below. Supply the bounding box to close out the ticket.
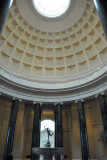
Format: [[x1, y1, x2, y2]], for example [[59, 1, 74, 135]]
[[55, 103, 63, 148], [55, 111, 57, 147], [78, 101, 90, 160], [31, 103, 41, 160], [93, 0, 107, 39], [3, 99, 19, 160], [0, 0, 13, 35], [98, 94, 107, 142]]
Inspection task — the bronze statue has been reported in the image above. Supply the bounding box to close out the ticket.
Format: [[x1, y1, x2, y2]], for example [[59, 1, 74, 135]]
[[44, 127, 53, 141]]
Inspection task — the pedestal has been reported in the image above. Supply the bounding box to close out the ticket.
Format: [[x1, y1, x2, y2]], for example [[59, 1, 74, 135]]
[[32, 148, 64, 160]]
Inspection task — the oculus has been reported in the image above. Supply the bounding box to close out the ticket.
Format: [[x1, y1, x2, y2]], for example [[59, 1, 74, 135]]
[[33, 0, 70, 18]]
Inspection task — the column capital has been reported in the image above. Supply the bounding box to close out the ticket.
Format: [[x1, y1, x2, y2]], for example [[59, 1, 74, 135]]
[[33, 101, 36, 105], [101, 92, 105, 95], [19, 99, 22, 102], [75, 99, 84, 103], [40, 102, 43, 106], [95, 92, 105, 98], [95, 94, 98, 98], [54, 102, 63, 106], [33, 102, 43, 105], [12, 97, 21, 102]]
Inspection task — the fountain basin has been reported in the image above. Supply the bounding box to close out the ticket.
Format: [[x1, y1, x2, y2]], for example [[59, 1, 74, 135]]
[[32, 147, 64, 160]]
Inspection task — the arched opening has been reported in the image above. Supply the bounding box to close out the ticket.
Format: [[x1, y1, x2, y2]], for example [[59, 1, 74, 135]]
[[40, 119, 55, 147]]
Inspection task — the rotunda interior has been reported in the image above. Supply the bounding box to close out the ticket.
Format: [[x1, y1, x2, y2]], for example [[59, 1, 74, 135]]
[[0, 0, 107, 160]]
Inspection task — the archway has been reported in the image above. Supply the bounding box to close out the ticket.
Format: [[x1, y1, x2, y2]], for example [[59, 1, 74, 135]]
[[40, 119, 55, 147]]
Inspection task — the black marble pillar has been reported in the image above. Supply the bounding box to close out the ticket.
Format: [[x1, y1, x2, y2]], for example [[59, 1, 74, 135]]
[[55, 111, 57, 147], [55, 104, 63, 148], [31, 103, 41, 160], [93, 0, 107, 39], [3, 99, 19, 160], [78, 101, 90, 160], [0, 0, 13, 35], [98, 95, 107, 142]]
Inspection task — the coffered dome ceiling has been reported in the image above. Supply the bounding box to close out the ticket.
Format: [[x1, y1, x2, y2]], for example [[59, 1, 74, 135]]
[[0, 0, 107, 102]]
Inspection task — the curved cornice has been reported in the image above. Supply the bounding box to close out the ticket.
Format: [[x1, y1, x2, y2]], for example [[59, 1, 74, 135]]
[[0, 63, 107, 103]]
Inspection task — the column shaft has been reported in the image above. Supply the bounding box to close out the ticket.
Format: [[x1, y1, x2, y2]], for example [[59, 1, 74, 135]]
[[93, 0, 107, 39], [78, 101, 90, 160], [55, 104, 63, 148], [98, 95, 107, 142], [55, 111, 57, 147], [3, 99, 19, 160], [31, 103, 41, 160], [0, 0, 13, 35]]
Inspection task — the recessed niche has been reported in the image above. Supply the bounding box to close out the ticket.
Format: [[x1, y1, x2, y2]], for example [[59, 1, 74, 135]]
[[21, 63, 31, 74], [73, 42, 82, 53], [13, 48, 23, 60], [46, 48, 54, 57], [3, 42, 14, 55], [9, 33, 19, 45], [0, 36, 5, 47], [99, 47, 107, 62], [94, 38, 106, 52], [36, 47, 45, 56], [32, 66, 42, 76], [34, 56, 43, 66], [56, 67, 65, 77], [16, 15, 23, 24], [22, 21, 28, 29], [56, 57, 64, 66], [44, 68, 54, 78], [45, 57, 54, 67], [83, 23, 92, 33], [88, 29, 99, 41], [0, 51, 10, 65], [31, 36, 38, 44], [75, 51, 86, 63], [85, 45, 96, 59], [89, 55, 99, 68], [9, 58, 20, 70], [55, 39, 62, 46], [76, 29, 85, 39], [14, 26, 24, 36], [70, 34, 76, 43], [64, 45, 73, 55], [17, 39, 27, 50], [62, 37, 69, 45], [23, 32, 30, 40], [2, 25, 11, 38], [8, 19, 18, 30], [34, 29, 40, 36], [67, 65, 77, 75], [95, 21, 103, 33], [13, 7, 19, 16], [26, 44, 35, 54], [55, 48, 63, 57], [88, 15, 97, 26], [66, 55, 75, 65], [7, 12, 13, 21], [78, 61, 88, 73], [81, 36, 91, 48], [23, 53, 33, 64]]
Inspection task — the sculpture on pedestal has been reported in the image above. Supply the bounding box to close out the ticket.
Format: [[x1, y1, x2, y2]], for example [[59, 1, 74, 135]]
[[44, 127, 53, 148]]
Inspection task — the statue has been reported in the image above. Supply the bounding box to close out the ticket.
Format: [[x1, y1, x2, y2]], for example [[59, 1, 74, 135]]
[[44, 127, 53, 148], [45, 127, 53, 141]]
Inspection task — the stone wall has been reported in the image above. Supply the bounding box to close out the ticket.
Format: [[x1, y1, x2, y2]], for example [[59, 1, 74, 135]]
[[0, 96, 107, 160]]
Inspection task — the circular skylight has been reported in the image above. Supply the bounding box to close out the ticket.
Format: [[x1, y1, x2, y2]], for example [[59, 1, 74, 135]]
[[33, 0, 70, 18]]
